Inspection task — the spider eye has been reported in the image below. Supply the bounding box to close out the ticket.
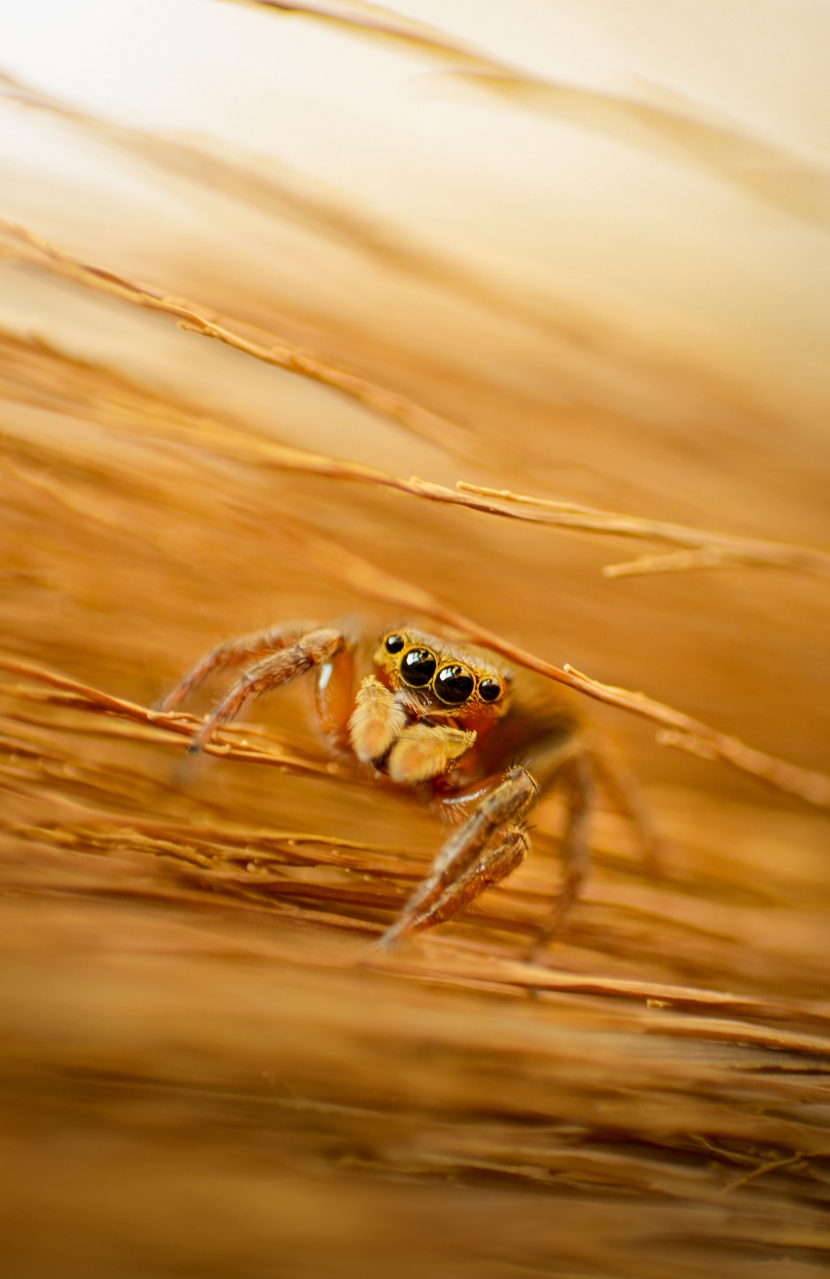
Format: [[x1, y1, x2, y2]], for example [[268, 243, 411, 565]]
[[401, 647, 436, 687], [384, 633, 405, 653], [434, 664, 475, 705], [478, 678, 501, 702]]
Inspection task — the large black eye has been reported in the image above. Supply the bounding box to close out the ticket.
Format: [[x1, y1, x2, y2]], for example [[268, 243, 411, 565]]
[[479, 678, 501, 702], [434, 664, 475, 705], [384, 633, 405, 653], [401, 647, 436, 687]]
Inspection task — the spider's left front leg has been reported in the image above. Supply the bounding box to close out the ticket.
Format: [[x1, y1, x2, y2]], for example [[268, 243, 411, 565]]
[[185, 627, 347, 754], [378, 764, 538, 947]]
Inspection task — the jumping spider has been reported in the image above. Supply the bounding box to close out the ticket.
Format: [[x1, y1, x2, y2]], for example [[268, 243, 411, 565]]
[[164, 621, 648, 954]]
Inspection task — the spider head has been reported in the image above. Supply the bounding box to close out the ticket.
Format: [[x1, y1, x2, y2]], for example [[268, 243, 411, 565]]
[[374, 628, 511, 724]]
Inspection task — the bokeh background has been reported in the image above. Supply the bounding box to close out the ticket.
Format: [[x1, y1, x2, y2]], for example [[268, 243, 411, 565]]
[[1, 2, 829, 1276]]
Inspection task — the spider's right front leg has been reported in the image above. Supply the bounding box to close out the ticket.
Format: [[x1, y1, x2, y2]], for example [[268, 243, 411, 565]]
[[378, 765, 539, 947], [170, 627, 347, 755]]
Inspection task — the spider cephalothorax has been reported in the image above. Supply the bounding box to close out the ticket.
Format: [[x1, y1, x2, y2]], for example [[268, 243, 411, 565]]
[[163, 619, 640, 953], [348, 628, 512, 789]]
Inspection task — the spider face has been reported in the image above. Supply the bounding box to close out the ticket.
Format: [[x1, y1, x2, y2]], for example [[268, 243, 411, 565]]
[[375, 629, 511, 717]]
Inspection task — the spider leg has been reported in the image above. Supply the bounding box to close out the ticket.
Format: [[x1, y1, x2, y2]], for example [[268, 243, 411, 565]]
[[160, 621, 314, 712], [186, 627, 344, 754], [401, 825, 531, 934], [378, 765, 538, 946], [527, 750, 594, 961], [587, 733, 665, 876], [381, 732, 599, 953]]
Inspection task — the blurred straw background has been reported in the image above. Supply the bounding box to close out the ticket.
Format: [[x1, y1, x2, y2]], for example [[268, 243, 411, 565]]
[[1, 2, 829, 1276]]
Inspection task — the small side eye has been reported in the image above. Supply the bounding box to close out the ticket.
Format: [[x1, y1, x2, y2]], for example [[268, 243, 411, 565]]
[[384, 633, 405, 653], [434, 664, 475, 705], [401, 647, 437, 687], [478, 678, 501, 703]]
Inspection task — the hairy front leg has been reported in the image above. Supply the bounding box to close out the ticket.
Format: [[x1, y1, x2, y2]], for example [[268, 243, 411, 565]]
[[378, 765, 538, 946], [409, 826, 530, 931], [187, 627, 345, 754], [161, 621, 314, 712]]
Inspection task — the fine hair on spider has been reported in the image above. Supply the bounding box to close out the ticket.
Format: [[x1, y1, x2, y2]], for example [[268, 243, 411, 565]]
[[163, 618, 655, 955]]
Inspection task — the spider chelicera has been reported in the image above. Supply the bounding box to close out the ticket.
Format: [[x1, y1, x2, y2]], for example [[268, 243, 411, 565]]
[[163, 621, 648, 954]]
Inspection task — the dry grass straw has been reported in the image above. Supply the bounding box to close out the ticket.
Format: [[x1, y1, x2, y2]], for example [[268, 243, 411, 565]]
[[1, 21, 830, 1279]]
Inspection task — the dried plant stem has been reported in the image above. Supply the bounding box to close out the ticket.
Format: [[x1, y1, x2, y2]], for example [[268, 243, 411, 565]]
[[7, 775, 830, 1041], [3, 224, 828, 582], [458, 483, 830, 579], [0, 222, 475, 454], [0, 655, 349, 778], [233, 2, 830, 231], [226, 1, 481, 65], [176, 422, 830, 582]]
